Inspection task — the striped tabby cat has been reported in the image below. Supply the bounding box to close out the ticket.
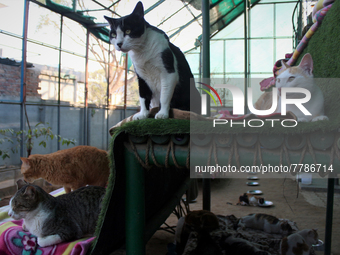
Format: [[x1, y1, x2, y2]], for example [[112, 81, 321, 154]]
[[8, 179, 105, 247]]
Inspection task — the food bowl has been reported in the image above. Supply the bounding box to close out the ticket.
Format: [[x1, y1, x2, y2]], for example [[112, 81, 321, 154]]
[[247, 176, 259, 180], [258, 201, 273, 207], [246, 181, 259, 186], [247, 190, 263, 195], [312, 239, 324, 251]]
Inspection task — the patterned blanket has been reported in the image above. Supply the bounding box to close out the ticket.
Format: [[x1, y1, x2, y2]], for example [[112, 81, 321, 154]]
[[0, 188, 94, 255]]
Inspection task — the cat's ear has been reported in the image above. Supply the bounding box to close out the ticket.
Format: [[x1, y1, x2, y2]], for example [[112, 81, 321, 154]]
[[132, 1, 144, 18], [299, 53, 313, 75], [16, 179, 27, 190], [23, 186, 36, 198], [308, 229, 318, 236], [20, 157, 30, 173], [280, 60, 290, 71], [104, 16, 117, 27]]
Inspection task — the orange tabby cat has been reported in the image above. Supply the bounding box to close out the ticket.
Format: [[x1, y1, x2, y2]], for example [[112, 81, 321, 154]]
[[20, 145, 110, 193]]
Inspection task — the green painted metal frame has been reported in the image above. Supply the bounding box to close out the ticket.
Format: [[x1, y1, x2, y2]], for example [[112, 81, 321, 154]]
[[123, 140, 191, 255], [124, 147, 146, 255]]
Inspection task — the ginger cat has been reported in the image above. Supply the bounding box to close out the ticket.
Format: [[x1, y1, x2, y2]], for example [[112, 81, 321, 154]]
[[20, 145, 110, 193]]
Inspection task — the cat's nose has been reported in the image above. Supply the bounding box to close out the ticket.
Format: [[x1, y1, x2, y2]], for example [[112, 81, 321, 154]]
[[117, 42, 123, 48]]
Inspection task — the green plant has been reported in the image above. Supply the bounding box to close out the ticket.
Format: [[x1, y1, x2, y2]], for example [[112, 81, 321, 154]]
[[0, 122, 76, 160]]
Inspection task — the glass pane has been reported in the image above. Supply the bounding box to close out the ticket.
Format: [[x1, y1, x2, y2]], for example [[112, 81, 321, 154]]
[[61, 17, 86, 57], [213, 14, 244, 39], [185, 52, 200, 76], [88, 60, 107, 106], [28, 3, 61, 47], [250, 4, 274, 38], [0, 42, 22, 102], [0, 0, 24, 35], [210, 40, 224, 74], [225, 40, 244, 73], [0, 34, 22, 61], [60, 53, 86, 105], [60, 106, 83, 149], [170, 22, 202, 53], [26, 43, 59, 103], [88, 108, 108, 150], [250, 39, 274, 73], [25, 105, 58, 155], [276, 38, 293, 61], [0, 103, 21, 165], [27, 42, 59, 66], [275, 3, 296, 37]]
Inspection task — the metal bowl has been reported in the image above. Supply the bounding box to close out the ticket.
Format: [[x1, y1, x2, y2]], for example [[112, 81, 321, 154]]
[[247, 190, 263, 195], [258, 201, 273, 207], [247, 176, 259, 180], [312, 239, 324, 251], [246, 182, 259, 186]]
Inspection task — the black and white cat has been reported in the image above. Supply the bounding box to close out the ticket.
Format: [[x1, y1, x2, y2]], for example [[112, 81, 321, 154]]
[[104, 1, 201, 120], [8, 179, 105, 247]]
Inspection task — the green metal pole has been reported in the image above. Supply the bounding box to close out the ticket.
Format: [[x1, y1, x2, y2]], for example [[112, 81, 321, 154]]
[[20, 0, 29, 157], [244, 0, 248, 114], [202, 0, 211, 212], [125, 147, 145, 255]]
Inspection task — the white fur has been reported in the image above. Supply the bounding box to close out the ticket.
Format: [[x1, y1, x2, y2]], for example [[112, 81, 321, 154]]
[[275, 54, 328, 122], [248, 196, 260, 206], [38, 234, 62, 247], [111, 26, 179, 120], [238, 214, 288, 235], [9, 198, 50, 237]]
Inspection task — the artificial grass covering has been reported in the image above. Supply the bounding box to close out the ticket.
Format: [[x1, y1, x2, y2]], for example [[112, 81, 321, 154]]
[[90, 129, 190, 254]]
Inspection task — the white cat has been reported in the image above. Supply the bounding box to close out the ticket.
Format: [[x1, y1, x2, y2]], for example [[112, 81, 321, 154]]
[[275, 53, 328, 122], [280, 229, 319, 255]]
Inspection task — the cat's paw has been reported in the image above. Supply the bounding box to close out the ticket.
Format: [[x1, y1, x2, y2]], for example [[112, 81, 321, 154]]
[[38, 235, 62, 247], [22, 223, 28, 232], [155, 111, 169, 119], [133, 111, 149, 121], [312, 115, 329, 122]]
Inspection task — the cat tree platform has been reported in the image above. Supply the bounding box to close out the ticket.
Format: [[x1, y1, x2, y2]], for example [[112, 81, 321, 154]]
[[88, 118, 340, 255]]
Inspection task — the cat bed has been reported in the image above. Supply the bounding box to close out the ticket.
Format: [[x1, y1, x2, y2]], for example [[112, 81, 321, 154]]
[[0, 188, 94, 255]]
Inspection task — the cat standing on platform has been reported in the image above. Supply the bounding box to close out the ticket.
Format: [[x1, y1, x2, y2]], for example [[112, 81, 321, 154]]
[[105, 1, 201, 120]]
